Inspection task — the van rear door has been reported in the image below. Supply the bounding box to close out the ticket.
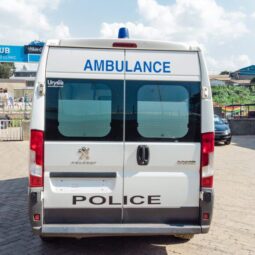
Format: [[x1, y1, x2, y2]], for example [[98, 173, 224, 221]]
[[123, 50, 201, 224], [43, 48, 124, 224]]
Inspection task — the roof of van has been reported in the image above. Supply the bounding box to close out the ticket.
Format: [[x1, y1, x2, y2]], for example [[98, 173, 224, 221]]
[[46, 38, 201, 51]]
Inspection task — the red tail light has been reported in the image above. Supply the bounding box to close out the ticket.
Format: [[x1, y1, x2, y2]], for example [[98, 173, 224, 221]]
[[201, 132, 214, 167], [33, 214, 41, 221], [29, 130, 44, 187], [112, 42, 137, 48], [202, 212, 210, 220], [201, 132, 214, 188], [202, 176, 214, 188]]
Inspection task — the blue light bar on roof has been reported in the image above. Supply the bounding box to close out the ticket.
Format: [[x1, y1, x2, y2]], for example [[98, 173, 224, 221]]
[[118, 27, 129, 39]]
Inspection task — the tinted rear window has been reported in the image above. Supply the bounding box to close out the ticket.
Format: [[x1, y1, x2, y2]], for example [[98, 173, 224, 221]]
[[45, 78, 200, 142], [125, 81, 201, 142], [137, 85, 189, 138], [45, 79, 123, 141]]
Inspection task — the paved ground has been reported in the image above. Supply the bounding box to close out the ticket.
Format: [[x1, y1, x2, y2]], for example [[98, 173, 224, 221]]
[[0, 136, 254, 255]]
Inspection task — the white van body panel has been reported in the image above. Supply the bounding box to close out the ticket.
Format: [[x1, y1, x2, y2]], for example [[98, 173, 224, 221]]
[[56, 38, 194, 51], [43, 48, 125, 214], [29, 38, 214, 236], [199, 51, 214, 134], [123, 49, 202, 213], [125, 50, 200, 77], [44, 46, 202, 209], [46, 72, 123, 80], [46, 48, 124, 75], [46, 47, 200, 78], [44, 142, 124, 208], [30, 46, 48, 131], [123, 143, 201, 208], [125, 74, 200, 82]]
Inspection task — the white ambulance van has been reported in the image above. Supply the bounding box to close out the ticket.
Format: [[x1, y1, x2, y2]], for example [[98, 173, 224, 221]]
[[29, 28, 214, 240]]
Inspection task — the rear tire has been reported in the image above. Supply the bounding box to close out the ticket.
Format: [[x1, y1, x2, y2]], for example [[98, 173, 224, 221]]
[[174, 234, 194, 240]]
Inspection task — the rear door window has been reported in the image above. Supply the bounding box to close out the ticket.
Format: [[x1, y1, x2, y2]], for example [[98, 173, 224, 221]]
[[45, 79, 123, 141], [58, 83, 111, 137], [125, 81, 201, 142]]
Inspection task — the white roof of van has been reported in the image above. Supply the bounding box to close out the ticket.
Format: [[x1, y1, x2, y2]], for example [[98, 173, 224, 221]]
[[46, 38, 200, 51]]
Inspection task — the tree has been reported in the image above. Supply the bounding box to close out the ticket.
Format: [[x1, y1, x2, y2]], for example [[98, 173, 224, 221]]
[[211, 85, 255, 106], [219, 70, 230, 75], [0, 63, 15, 78]]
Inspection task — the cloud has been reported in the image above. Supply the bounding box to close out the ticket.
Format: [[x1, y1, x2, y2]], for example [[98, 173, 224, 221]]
[[100, 22, 162, 39], [55, 22, 70, 38], [207, 54, 251, 73], [101, 0, 248, 42], [100, 0, 250, 73], [0, 0, 70, 44]]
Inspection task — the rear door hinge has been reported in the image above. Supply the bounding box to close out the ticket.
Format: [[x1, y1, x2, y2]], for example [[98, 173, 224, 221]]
[[38, 83, 45, 96], [201, 86, 210, 99]]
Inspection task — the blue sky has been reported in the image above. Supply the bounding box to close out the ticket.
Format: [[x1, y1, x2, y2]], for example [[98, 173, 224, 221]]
[[48, 0, 255, 38], [47, 0, 139, 37], [0, 0, 254, 73]]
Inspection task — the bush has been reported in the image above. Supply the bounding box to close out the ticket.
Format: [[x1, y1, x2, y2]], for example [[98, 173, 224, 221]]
[[212, 86, 255, 106]]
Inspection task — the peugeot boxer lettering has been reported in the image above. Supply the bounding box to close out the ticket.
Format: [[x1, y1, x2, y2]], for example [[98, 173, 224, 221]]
[[29, 28, 214, 240]]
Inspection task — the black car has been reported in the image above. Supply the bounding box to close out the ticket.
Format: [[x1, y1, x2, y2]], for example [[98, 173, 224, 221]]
[[214, 115, 232, 145]]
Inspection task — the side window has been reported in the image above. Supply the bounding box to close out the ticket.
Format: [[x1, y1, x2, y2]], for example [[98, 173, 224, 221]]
[[137, 85, 189, 139]]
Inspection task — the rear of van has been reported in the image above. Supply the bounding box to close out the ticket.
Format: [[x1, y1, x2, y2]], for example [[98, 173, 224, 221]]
[[29, 31, 214, 239]]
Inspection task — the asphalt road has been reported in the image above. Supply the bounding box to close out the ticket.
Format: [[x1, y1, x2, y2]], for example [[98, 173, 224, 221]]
[[0, 136, 254, 255]]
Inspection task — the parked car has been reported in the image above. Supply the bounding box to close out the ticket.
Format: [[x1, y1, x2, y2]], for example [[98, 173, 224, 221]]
[[214, 115, 232, 145]]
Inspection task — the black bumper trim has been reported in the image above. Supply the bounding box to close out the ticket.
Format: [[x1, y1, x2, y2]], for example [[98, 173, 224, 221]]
[[44, 207, 199, 224], [123, 207, 199, 224], [49, 172, 117, 178]]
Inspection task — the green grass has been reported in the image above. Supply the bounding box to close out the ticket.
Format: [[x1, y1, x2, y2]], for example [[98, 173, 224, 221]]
[[212, 85, 255, 106], [9, 119, 22, 127]]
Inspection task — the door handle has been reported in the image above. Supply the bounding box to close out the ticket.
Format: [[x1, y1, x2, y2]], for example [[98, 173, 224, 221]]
[[137, 145, 150, 165]]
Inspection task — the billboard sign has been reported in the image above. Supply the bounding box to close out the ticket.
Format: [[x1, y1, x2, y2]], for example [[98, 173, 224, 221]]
[[24, 45, 44, 54], [0, 45, 27, 62], [27, 54, 41, 62], [0, 41, 44, 63]]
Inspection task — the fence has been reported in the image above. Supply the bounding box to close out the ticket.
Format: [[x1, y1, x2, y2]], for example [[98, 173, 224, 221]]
[[0, 101, 32, 119], [0, 119, 23, 141], [223, 104, 255, 119]]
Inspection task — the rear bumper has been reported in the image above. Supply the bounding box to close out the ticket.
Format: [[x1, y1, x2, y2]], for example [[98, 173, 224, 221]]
[[29, 189, 213, 238], [33, 223, 209, 237]]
